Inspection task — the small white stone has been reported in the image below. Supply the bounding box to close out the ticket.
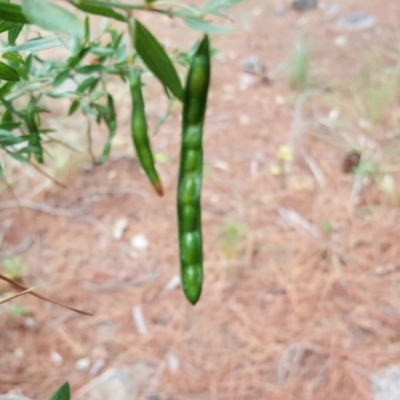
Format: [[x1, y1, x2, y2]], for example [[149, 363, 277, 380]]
[[14, 348, 24, 359], [213, 160, 229, 171], [164, 275, 181, 292], [328, 108, 340, 120], [75, 357, 91, 371], [112, 218, 128, 241], [239, 74, 256, 91], [239, 114, 250, 125], [274, 95, 285, 105], [51, 351, 63, 366], [23, 317, 35, 329], [210, 195, 219, 203], [334, 35, 348, 47], [166, 352, 180, 372], [132, 305, 147, 335], [130, 234, 148, 251]]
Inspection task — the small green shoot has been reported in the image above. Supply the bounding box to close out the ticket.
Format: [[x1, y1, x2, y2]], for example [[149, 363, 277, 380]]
[[2, 256, 27, 279], [218, 220, 245, 260], [322, 218, 333, 234], [8, 303, 30, 316], [289, 36, 311, 90]]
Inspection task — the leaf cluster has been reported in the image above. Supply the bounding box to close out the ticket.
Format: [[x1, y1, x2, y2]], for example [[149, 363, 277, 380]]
[[0, 0, 243, 176]]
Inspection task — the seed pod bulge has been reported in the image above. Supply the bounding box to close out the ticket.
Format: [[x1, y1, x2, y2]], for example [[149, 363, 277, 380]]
[[184, 150, 200, 173], [185, 97, 202, 125], [181, 205, 197, 233], [180, 175, 198, 205], [182, 264, 203, 305], [184, 125, 202, 148], [182, 232, 200, 265]]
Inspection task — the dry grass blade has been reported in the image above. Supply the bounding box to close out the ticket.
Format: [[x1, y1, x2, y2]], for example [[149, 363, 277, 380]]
[[0, 287, 36, 304], [0, 273, 93, 316]]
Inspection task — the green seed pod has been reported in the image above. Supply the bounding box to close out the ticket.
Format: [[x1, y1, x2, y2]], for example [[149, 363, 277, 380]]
[[177, 35, 210, 305], [129, 71, 163, 196], [181, 264, 203, 305]]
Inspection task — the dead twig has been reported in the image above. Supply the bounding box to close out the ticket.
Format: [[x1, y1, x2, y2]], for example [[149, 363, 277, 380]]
[[0, 273, 93, 316], [0, 287, 36, 304]]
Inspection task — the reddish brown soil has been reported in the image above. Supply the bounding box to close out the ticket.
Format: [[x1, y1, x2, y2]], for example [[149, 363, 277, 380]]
[[2, 0, 400, 399]]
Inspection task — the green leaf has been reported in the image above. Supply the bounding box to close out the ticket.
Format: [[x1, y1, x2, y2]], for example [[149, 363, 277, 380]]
[[0, 129, 25, 146], [25, 96, 43, 163], [8, 23, 24, 45], [0, 81, 16, 96], [183, 18, 234, 34], [90, 47, 115, 57], [75, 65, 103, 74], [76, 76, 99, 93], [202, 0, 245, 13], [0, 3, 28, 23], [22, 0, 84, 39], [42, 91, 75, 99], [134, 19, 183, 101], [1, 108, 13, 124], [7, 150, 29, 164], [0, 122, 21, 130], [67, 47, 90, 68], [49, 382, 70, 400], [5, 37, 63, 53], [69, 1, 139, 11], [97, 94, 116, 165], [53, 69, 71, 88], [68, 99, 80, 116], [80, 101, 96, 117], [0, 19, 18, 34], [16, 53, 32, 80], [72, 2, 126, 22], [84, 16, 90, 42], [2, 52, 24, 64], [0, 61, 19, 81]]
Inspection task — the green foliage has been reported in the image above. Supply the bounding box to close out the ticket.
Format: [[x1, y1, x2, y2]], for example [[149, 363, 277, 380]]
[[22, 0, 84, 38], [2, 256, 27, 279], [49, 382, 70, 400], [134, 19, 184, 101], [218, 220, 245, 259], [289, 36, 311, 90], [0, 0, 235, 171], [8, 304, 30, 316]]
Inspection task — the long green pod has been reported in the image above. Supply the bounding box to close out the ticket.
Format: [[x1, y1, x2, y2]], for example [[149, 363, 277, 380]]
[[177, 36, 211, 305], [129, 71, 163, 196]]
